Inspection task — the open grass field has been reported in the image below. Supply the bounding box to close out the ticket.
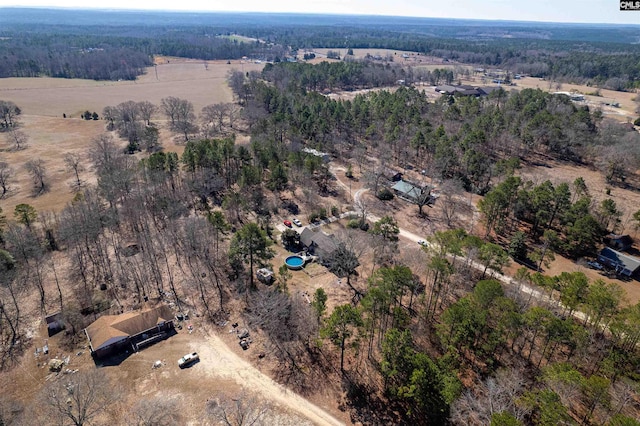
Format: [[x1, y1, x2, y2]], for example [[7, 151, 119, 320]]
[[0, 57, 264, 117]]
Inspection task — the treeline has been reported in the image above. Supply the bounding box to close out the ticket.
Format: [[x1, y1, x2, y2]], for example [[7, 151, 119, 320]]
[[479, 175, 629, 262], [247, 27, 640, 89], [2, 9, 640, 87], [0, 31, 286, 80], [0, 35, 152, 80], [262, 61, 402, 91]]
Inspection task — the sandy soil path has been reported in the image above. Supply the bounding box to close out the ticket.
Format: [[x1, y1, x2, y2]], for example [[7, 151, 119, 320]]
[[192, 333, 345, 426]]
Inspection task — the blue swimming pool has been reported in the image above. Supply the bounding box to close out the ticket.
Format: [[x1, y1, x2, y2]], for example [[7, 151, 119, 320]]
[[285, 255, 305, 270]]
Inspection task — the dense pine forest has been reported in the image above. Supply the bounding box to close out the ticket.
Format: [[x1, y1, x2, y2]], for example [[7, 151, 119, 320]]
[[1, 53, 640, 424]]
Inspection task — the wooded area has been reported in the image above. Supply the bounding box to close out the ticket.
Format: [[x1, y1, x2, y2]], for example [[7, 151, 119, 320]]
[[1, 10, 640, 425]]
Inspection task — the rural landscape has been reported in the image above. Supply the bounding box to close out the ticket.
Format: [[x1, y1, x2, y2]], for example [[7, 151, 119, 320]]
[[1, 6, 640, 426]]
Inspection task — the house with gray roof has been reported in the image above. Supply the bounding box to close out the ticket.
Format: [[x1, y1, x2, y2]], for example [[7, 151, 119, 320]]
[[300, 228, 338, 261], [435, 84, 502, 97], [597, 247, 640, 278], [391, 180, 433, 204]]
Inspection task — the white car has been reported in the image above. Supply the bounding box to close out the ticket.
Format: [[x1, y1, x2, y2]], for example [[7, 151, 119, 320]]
[[178, 352, 199, 368], [292, 218, 302, 227], [417, 239, 428, 247]]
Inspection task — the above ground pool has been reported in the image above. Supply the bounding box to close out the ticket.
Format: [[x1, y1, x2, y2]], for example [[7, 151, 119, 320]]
[[285, 255, 305, 270]]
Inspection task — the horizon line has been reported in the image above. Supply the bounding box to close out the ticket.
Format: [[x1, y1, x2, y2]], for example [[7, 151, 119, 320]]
[[2, 5, 639, 27]]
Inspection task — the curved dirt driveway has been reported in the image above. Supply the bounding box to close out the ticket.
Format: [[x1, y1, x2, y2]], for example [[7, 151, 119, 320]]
[[192, 334, 345, 426]]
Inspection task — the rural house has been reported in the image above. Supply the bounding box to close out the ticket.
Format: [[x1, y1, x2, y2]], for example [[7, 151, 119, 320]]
[[391, 180, 433, 204], [597, 248, 640, 278], [300, 228, 338, 262], [435, 84, 502, 97], [84, 304, 175, 359]]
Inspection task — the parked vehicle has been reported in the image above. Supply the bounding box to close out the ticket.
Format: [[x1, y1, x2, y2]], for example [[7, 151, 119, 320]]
[[283, 220, 292, 227], [417, 239, 428, 247], [178, 352, 199, 368], [587, 261, 604, 270], [292, 218, 302, 227]]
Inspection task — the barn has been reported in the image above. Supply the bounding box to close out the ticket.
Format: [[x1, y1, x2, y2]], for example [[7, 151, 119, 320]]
[[84, 304, 175, 360]]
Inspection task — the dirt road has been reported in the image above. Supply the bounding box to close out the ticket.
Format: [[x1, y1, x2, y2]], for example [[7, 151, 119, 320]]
[[192, 333, 345, 426]]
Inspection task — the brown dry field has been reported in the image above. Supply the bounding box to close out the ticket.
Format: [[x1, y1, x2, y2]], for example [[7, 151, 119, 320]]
[[0, 57, 264, 117]]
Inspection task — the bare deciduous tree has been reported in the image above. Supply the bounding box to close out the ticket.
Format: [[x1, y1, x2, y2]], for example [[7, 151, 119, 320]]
[[227, 70, 246, 104], [25, 158, 47, 195], [40, 369, 120, 426], [450, 368, 528, 425], [205, 390, 269, 426], [90, 134, 136, 206], [201, 103, 229, 135], [136, 100, 157, 126], [7, 128, 28, 150], [161, 97, 197, 142], [247, 290, 318, 389], [438, 179, 469, 228], [128, 393, 182, 426], [227, 104, 241, 129], [353, 195, 369, 227], [0, 100, 21, 129], [64, 153, 84, 191], [0, 162, 13, 198]]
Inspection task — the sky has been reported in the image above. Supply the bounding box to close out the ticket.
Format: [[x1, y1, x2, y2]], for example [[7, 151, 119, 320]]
[[1, 0, 639, 25]]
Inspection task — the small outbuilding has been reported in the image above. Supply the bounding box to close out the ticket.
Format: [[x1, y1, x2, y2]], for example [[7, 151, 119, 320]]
[[301, 147, 331, 162], [256, 268, 274, 284], [605, 234, 633, 252], [84, 304, 174, 360], [45, 312, 65, 337]]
